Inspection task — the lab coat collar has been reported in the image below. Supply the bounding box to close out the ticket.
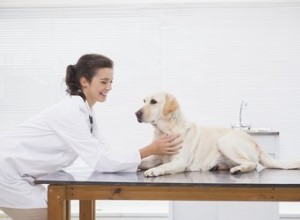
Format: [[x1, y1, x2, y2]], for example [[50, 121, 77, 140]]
[[70, 95, 93, 114]]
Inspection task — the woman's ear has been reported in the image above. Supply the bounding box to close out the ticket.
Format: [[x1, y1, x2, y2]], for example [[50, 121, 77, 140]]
[[163, 94, 179, 115], [79, 76, 89, 89]]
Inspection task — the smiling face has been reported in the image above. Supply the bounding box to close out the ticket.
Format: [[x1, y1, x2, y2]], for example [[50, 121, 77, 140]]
[[80, 67, 113, 107]]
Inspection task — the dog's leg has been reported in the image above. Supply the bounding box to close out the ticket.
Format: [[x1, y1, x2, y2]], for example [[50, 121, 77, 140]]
[[139, 155, 163, 170], [144, 157, 187, 177], [217, 135, 259, 174], [229, 161, 258, 175]]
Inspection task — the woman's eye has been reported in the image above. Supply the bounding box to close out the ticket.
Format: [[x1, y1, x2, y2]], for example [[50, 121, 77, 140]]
[[150, 99, 157, 104], [101, 80, 113, 84]]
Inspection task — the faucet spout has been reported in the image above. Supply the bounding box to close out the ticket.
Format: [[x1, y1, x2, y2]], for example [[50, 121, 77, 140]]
[[239, 100, 246, 126], [231, 100, 250, 130]]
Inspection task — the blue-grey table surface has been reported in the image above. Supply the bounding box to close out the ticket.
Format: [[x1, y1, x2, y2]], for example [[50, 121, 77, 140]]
[[34, 168, 300, 187]]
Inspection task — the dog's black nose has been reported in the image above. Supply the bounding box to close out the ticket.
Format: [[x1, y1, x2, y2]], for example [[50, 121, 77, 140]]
[[135, 110, 143, 123]]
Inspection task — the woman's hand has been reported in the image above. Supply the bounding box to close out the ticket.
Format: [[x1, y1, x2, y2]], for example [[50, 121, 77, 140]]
[[139, 134, 183, 159], [151, 134, 183, 155]]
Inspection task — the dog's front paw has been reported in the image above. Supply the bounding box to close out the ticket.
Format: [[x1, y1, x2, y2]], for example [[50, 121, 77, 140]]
[[144, 168, 163, 177]]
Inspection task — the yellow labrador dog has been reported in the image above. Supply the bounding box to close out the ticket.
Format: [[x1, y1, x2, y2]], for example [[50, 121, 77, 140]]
[[135, 91, 300, 177]]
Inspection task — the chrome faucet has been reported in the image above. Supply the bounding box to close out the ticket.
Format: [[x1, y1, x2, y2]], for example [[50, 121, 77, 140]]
[[231, 100, 250, 130], [239, 100, 246, 126]]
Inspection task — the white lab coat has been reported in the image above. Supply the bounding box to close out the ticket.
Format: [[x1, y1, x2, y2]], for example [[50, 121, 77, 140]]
[[0, 95, 141, 208]]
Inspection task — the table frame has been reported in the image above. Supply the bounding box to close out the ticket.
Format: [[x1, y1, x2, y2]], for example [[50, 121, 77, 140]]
[[47, 184, 300, 220]]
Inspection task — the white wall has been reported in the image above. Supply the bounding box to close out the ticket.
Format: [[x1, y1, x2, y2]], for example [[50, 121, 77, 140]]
[[1, 0, 300, 7]]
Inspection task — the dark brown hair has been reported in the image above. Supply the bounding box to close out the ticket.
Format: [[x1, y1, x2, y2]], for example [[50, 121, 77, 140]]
[[65, 54, 113, 99]]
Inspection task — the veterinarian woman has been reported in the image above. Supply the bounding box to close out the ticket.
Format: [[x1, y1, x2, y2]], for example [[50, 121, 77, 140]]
[[0, 54, 182, 220]]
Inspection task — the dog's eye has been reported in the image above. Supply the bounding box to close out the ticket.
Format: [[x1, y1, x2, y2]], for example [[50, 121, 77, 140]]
[[150, 99, 157, 104]]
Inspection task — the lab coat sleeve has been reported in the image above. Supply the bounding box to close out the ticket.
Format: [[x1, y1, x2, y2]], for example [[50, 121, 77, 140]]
[[46, 101, 141, 172]]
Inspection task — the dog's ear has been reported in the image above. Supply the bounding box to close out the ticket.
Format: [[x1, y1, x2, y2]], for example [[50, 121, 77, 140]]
[[163, 94, 179, 115]]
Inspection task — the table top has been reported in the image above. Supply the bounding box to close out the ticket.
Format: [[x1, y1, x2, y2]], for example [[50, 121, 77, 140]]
[[35, 168, 300, 188]]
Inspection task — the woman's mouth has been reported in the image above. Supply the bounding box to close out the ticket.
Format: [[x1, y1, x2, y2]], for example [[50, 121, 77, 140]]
[[100, 92, 107, 97]]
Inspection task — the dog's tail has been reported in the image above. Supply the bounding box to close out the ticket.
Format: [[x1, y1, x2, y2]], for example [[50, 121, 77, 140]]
[[259, 148, 300, 169]]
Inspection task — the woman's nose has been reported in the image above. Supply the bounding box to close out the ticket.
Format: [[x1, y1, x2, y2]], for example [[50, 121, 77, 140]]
[[106, 82, 112, 90]]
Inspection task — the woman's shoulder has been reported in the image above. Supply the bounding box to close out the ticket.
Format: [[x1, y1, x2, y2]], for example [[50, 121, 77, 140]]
[[44, 95, 86, 117], [33, 95, 90, 131], [56, 95, 84, 107]]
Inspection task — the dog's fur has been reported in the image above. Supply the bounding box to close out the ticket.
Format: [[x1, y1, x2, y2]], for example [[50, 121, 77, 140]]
[[135, 91, 300, 177]]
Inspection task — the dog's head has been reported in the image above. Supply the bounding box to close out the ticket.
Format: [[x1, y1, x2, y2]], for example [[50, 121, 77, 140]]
[[135, 91, 179, 125]]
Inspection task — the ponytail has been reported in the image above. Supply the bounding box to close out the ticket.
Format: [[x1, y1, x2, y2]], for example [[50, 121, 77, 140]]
[[65, 64, 85, 99]]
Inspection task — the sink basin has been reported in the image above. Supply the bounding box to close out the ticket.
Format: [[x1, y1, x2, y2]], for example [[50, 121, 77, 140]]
[[230, 123, 251, 130]]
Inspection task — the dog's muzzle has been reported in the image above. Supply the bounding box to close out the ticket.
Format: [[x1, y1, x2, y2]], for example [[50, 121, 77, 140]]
[[135, 110, 143, 123]]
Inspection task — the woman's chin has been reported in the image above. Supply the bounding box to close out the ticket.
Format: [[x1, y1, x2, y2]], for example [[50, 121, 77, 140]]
[[98, 96, 107, 102]]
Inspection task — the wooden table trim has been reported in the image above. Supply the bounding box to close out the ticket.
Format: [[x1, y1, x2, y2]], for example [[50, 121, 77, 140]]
[[48, 185, 70, 220], [80, 200, 95, 220], [48, 184, 300, 220]]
